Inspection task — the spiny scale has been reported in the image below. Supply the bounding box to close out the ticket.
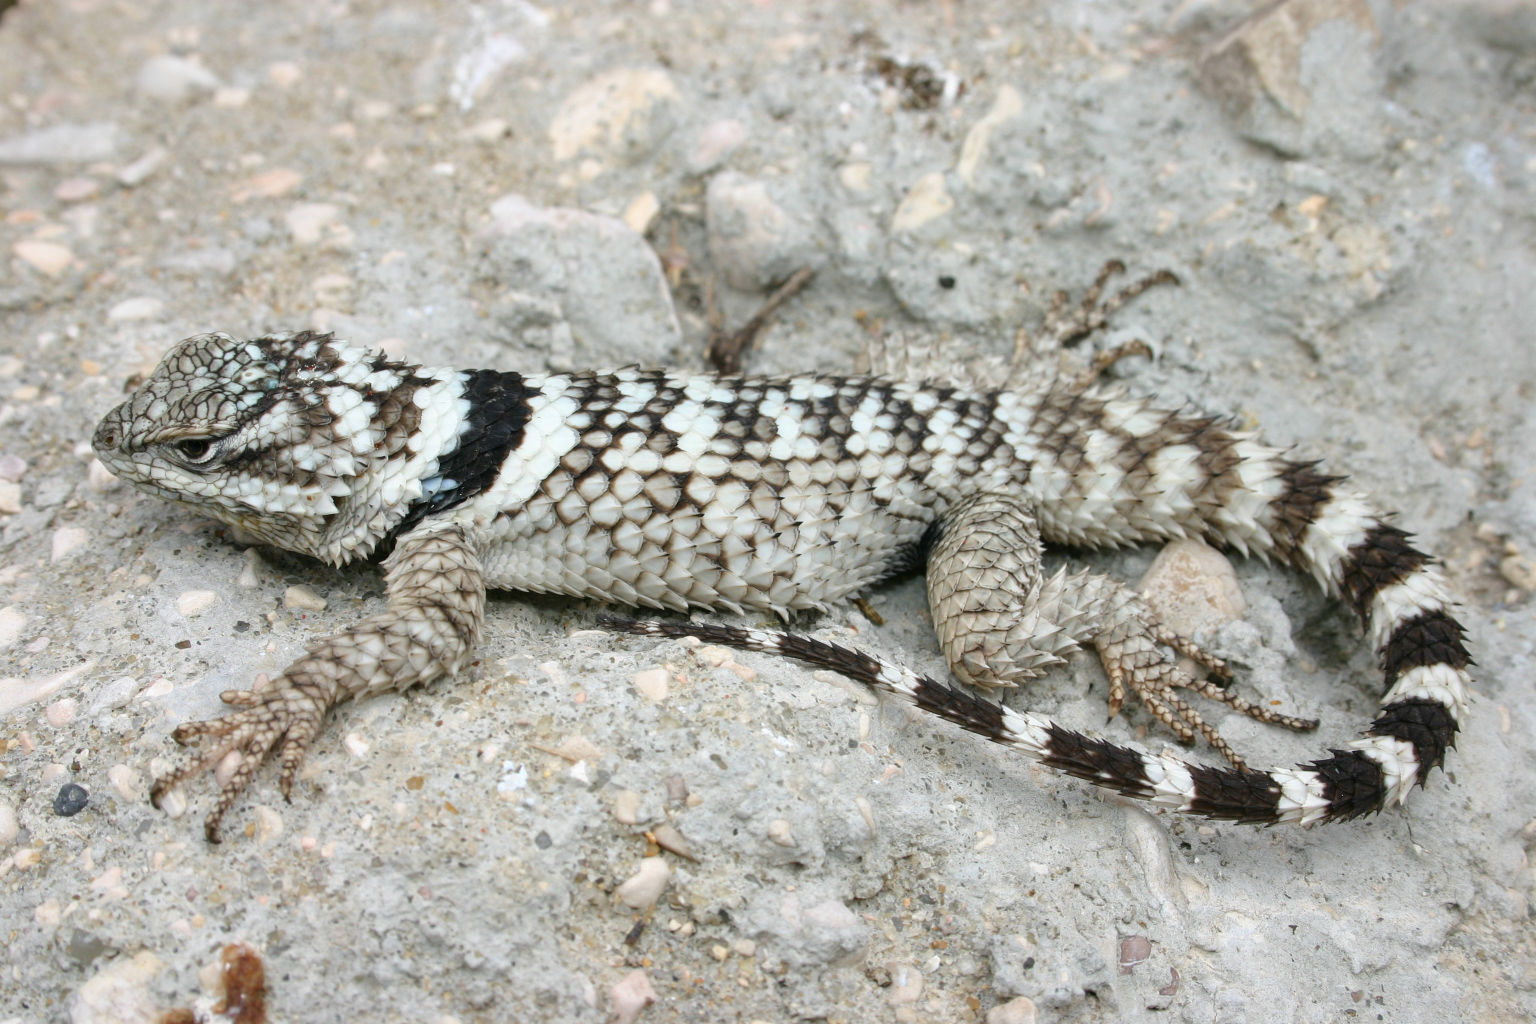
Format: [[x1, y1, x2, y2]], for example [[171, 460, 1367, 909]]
[[92, 321, 1470, 840]]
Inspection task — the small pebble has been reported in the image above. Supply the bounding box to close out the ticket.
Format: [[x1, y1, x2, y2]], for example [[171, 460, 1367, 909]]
[[622, 191, 660, 235], [283, 584, 327, 611], [108, 297, 165, 321], [612, 788, 642, 825], [463, 117, 509, 141], [51, 528, 89, 561], [44, 697, 76, 727], [213, 86, 251, 107], [695, 645, 732, 668], [136, 55, 221, 101], [253, 805, 284, 842], [1119, 935, 1152, 972], [0, 606, 25, 647], [1499, 554, 1536, 592], [616, 857, 669, 909], [650, 822, 694, 860], [343, 732, 370, 757], [230, 167, 302, 202], [1138, 538, 1245, 635], [177, 589, 218, 617], [886, 961, 924, 1005], [70, 952, 164, 1023], [767, 818, 795, 847], [608, 969, 657, 1024], [0, 482, 21, 514], [91, 866, 128, 900], [688, 118, 747, 174], [53, 782, 88, 816], [632, 667, 669, 701], [285, 202, 342, 246], [0, 454, 25, 482], [732, 939, 756, 957], [268, 60, 303, 87], [0, 799, 17, 844], [14, 846, 41, 868], [553, 735, 602, 762], [140, 676, 175, 699], [156, 787, 187, 818], [86, 459, 117, 492], [53, 176, 99, 202], [548, 67, 679, 162], [117, 146, 168, 187], [891, 171, 953, 233], [987, 997, 1040, 1024], [13, 240, 74, 276], [108, 764, 141, 801]]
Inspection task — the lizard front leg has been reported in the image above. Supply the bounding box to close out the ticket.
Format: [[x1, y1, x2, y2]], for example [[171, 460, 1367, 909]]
[[152, 525, 485, 842], [927, 492, 1316, 766]]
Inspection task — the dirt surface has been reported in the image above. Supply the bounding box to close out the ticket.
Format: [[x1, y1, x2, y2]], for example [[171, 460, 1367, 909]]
[[1, 0, 1534, 1021]]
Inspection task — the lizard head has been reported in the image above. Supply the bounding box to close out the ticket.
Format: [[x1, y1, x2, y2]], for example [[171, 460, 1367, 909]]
[[93, 330, 447, 564]]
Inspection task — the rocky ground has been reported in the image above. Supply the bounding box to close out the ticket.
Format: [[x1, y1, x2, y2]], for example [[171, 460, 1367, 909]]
[[1, 0, 1534, 1021]]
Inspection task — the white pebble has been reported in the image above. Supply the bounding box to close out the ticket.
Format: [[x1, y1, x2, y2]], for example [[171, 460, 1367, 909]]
[[632, 667, 669, 701], [176, 589, 218, 617], [136, 55, 221, 101], [67, 951, 163, 1023], [140, 676, 174, 699], [0, 799, 17, 845], [0, 454, 25, 481], [283, 584, 327, 611], [285, 202, 342, 246], [0, 606, 26, 647], [108, 764, 142, 801], [0, 481, 19, 514], [767, 818, 795, 847], [86, 459, 118, 492], [117, 146, 168, 187], [887, 961, 924, 1005], [254, 805, 284, 843], [622, 191, 659, 235], [108, 296, 164, 321], [267, 61, 303, 87], [13, 240, 74, 277], [44, 697, 76, 727], [343, 732, 370, 757], [155, 787, 188, 819], [50, 527, 89, 561], [608, 969, 657, 1024], [616, 857, 669, 909], [695, 645, 732, 668]]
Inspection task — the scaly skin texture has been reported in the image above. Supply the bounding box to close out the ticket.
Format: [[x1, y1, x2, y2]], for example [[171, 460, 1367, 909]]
[[93, 282, 1469, 841]]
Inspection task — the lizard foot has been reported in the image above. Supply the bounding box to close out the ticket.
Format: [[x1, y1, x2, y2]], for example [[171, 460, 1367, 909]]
[[151, 677, 331, 842], [1098, 619, 1318, 771], [1043, 259, 1179, 349]]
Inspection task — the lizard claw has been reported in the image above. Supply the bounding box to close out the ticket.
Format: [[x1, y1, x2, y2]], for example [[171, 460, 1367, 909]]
[[1097, 615, 1317, 770], [150, 678, 332, 842]]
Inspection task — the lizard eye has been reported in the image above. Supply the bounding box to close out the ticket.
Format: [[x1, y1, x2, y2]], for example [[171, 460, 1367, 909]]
[[172, 437, 221, 466]]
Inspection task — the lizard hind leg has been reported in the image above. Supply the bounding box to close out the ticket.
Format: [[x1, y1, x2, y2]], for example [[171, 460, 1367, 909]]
[[927, 492, 1317, 769]]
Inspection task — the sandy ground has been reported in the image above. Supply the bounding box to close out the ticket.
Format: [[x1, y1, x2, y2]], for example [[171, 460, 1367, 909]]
[[1, 0, 1534, 1021]]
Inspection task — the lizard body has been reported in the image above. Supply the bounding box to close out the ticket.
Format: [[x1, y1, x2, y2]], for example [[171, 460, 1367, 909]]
[[92, 317, 1469, 841]]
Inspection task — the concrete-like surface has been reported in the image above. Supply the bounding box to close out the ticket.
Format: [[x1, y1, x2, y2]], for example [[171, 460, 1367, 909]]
[[1, 1, 1532, 1020]]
